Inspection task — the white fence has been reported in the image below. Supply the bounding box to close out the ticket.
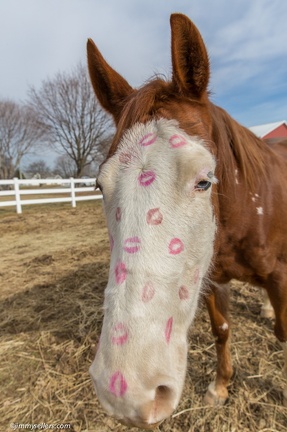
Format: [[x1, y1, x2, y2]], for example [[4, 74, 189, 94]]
[[0, 178, 103, 214]]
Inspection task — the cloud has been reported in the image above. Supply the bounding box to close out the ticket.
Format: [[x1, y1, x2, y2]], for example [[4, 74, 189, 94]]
[[0, 0, 286, 127], [208, 1, 287, 96]]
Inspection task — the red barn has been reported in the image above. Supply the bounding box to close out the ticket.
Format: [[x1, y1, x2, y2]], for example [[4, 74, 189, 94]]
[[249, 120, 287, 144]]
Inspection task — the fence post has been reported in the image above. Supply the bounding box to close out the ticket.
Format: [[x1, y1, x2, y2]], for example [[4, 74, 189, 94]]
[[70, 177, 76, 208], [14, 177, 22, 214]]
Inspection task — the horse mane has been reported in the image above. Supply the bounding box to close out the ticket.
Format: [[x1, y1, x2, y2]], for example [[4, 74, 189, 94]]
[[210, 104, 268, 193]]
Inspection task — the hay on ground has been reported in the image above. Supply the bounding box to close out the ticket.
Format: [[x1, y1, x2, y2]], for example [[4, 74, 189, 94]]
[[0, 202, 286, 431]]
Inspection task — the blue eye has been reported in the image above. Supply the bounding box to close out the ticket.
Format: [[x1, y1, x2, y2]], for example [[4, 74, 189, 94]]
[[195, 180, 212, 191]]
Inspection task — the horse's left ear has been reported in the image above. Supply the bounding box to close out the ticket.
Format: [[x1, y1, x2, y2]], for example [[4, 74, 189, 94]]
[[170, 14, 210, 98], [87, 38, 133, 123]]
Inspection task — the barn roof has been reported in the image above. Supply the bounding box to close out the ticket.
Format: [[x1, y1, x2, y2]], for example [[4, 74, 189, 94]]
[[249, 120, 287, 138]]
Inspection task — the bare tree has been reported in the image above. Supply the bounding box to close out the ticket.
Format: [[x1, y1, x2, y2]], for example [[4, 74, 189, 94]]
[[25, 159, 51, 178], [0, 100, 42, 179], [53, 154, 77, 178], [28, 64, 112, 177]]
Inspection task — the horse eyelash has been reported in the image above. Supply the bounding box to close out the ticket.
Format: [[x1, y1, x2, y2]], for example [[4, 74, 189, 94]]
[[207, 172, 218, 184]]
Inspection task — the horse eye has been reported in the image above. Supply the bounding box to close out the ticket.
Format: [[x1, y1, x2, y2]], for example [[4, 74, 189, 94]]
[[195, 180, 212, 191]]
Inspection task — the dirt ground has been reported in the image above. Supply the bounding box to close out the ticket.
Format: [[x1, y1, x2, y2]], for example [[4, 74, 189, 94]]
[[0, 201, 286, 432]]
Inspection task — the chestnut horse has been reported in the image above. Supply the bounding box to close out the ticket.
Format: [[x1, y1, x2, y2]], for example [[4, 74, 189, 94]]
[[87, 13, 287, 429]]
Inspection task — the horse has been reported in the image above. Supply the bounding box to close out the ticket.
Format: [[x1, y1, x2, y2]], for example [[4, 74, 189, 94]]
[[87, 13, 287, 429]]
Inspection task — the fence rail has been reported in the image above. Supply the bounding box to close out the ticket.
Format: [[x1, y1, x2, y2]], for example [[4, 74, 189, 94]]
[[0, 178, 103, 214]]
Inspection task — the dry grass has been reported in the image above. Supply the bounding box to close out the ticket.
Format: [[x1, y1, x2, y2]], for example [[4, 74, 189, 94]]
[[0, 201, 286, 432]]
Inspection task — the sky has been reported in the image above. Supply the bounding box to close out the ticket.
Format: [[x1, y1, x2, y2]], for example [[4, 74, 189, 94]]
[[1, 0, 287, 166]]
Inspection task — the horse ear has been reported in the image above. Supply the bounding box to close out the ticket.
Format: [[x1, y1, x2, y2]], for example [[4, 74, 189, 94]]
[[170, 14, 210, 98], [87, 39, 133, 123]]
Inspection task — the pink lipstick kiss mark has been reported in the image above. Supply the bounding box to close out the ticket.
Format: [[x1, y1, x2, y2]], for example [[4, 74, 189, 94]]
[[194, 268, 200, 284], [165, 317, 173, 344], [115, 262, 127, 285], [168, 238, 184, 255], [111, 323, 129, 345], [139, 132, 157, 147], [138, 170, 156, 187], [141, 282, 155, 302], [109, 371, 128, 397], [146, 208, 163, 225], [123, 236, 141, 254], [169, 134, 187, 148], [115, 207, 121, 222], [179, 285, 189, 300]]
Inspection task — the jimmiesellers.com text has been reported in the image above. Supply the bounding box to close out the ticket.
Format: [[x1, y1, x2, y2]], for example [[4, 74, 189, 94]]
[[10, 423, 71, 430]]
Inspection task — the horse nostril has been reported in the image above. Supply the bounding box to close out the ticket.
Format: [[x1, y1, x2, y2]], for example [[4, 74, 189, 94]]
[[134, 384, 176, 428], [156, 385, 172, 399], [154, 384, 176, 416]]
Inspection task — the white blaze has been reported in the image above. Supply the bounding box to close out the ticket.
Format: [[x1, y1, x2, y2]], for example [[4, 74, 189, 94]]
[[90, 119, 217, 423]]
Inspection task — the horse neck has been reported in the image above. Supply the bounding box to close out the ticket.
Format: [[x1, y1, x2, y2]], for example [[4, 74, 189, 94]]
[[210, 103, 269, 195]]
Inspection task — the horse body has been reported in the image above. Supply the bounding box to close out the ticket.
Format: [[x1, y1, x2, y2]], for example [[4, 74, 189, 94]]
[[204, 109, 287, 404], [211, 110, 287, 289], [87, 13, 287, 428]]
